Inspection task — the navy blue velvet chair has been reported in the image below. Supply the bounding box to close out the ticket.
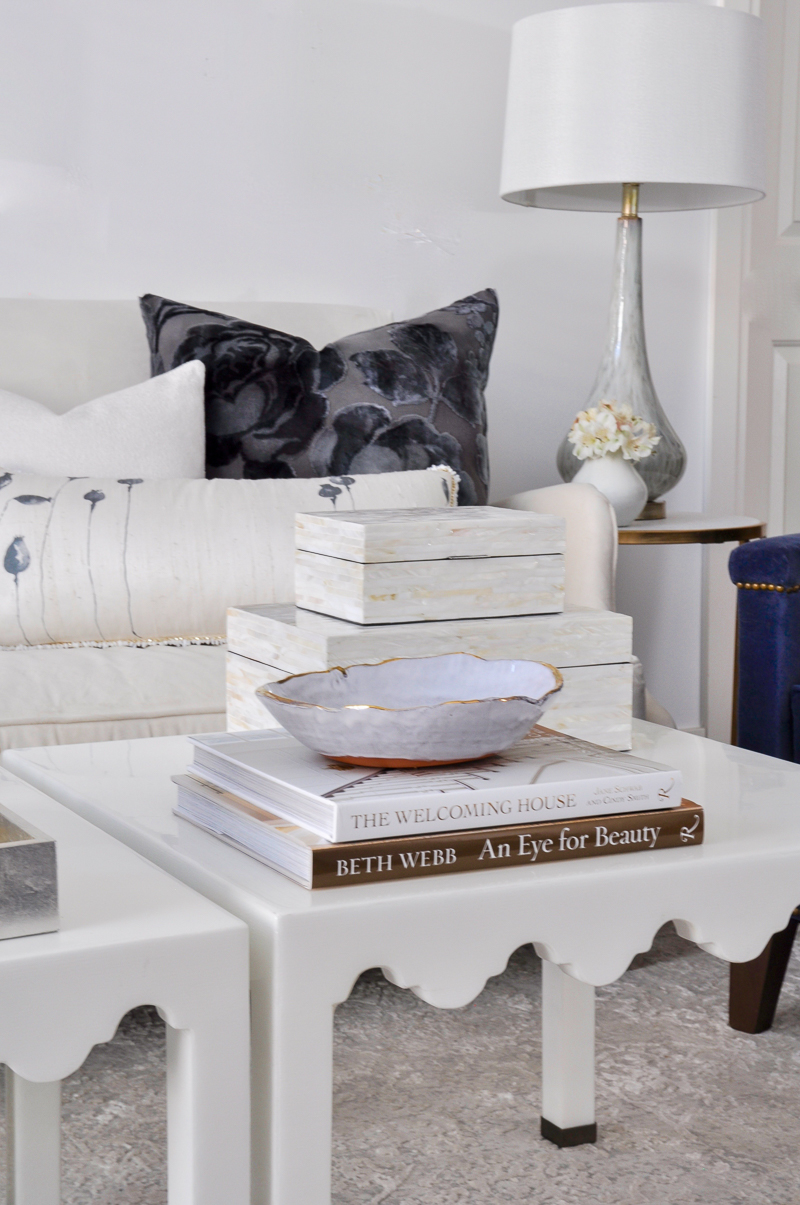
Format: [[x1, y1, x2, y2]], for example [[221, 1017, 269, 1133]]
[[728, 535, 800, 1032]]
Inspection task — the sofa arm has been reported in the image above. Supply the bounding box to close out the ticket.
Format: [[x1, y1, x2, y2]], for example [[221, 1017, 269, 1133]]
[[730, 534, 800, 760], [496, 482, 618, 611]]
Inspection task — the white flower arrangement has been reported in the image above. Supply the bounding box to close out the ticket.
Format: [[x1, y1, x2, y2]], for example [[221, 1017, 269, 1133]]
[[567, 400, 660, 462]]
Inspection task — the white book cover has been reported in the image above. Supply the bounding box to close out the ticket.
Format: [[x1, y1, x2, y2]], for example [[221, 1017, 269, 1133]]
[[173, 773, 319, 887], [188, 727, 682, 843]]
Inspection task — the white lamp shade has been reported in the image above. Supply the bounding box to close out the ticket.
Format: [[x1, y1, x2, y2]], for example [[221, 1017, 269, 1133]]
[[500, 2, 766, 212]]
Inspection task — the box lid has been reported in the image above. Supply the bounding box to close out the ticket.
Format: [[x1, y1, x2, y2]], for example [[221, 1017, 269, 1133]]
[[294, 505, 565, 563]]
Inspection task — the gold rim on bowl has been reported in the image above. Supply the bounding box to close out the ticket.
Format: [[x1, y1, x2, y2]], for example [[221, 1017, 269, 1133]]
[[256, 653, 564, 713]]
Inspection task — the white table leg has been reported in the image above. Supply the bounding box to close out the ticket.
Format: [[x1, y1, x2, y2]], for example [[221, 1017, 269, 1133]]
[[5, 1069, 60, 1205], [166, 1017, 250, 1205], [263, 980, 336, 1205], [540, 960, 596, 1147]]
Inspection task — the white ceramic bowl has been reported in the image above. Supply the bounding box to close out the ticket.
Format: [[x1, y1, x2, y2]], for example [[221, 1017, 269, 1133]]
[[256, 654, 563, 767]]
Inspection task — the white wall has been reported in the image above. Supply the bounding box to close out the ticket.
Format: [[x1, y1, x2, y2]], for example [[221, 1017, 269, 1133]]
[[0, 0, 713, 728]]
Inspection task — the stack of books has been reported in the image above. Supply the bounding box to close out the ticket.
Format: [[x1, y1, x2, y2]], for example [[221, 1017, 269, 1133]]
[[173, 726, 702, 889]]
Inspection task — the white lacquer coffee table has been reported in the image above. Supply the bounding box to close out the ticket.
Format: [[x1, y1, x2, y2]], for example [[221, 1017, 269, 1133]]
[[0, 768, 249, 1205], [6, 722, 800, 1205]]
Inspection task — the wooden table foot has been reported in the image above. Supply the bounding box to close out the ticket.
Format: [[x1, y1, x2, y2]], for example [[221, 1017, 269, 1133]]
[[540, 1118, 597, 1147], [729, 910, 799, 1033]]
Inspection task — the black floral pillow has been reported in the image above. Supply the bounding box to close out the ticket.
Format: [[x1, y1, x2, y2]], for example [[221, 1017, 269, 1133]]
[[139, 289, 496, 505]]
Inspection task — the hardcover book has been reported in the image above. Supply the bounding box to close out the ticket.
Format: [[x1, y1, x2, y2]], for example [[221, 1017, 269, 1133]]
[[172, 772, 703, 889], [187, 726, 683, 843]]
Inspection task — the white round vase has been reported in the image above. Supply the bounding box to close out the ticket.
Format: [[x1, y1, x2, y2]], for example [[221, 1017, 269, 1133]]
[[573, 453, 647, 527]]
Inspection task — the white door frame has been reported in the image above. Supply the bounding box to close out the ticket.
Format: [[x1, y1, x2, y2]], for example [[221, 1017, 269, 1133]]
[[703, 0, 800, 741]]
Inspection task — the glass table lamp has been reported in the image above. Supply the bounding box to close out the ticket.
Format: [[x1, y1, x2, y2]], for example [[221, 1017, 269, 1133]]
[[500, 1, 765, 517]]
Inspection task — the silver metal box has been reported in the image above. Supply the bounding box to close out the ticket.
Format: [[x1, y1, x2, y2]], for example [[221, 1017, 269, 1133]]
[[0, 802, 58, 939]]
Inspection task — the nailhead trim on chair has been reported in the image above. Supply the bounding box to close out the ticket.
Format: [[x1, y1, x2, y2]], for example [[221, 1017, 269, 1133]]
[[735, 582, 800, 593]]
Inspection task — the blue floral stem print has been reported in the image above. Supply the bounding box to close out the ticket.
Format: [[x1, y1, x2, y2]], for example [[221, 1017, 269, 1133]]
[[0, 496, 33, 527], [4, 536, 31, 644], [38, 480, 74, 642], [330, 476, 355, 508], [0, 472, 16, 527], [318, 483, 341, 508], [83, 490, 106, 640], [0, 492, 52, 642], [118, 479, 143, 637]]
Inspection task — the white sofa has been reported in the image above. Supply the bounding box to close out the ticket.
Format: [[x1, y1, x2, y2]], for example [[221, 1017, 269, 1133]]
[[0, 300, 619, 751]]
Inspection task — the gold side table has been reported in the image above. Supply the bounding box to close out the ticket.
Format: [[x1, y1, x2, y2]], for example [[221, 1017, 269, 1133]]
[[618, 513, 766, 546], [618, 512, 766, 741]]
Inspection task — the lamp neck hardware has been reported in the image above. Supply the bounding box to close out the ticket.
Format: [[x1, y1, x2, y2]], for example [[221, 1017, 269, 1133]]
[[621, 182, 640, 219]]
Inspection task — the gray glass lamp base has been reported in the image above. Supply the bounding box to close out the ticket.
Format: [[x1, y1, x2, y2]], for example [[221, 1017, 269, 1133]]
[[557, 216, 686, 510]]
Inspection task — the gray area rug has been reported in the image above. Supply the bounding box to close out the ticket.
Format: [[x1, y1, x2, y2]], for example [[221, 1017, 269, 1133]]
[[2, 923, 799, 1203]]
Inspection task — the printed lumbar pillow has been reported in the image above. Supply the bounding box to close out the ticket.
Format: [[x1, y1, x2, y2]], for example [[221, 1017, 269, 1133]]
[[0, 360, 206, 479], [139, 289, 496, 505], [0, 466, 456, 646]]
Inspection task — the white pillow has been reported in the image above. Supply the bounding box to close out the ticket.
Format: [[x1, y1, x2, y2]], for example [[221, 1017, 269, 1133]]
[[0, 361, 206, 478], [0, 467, 457, 646]]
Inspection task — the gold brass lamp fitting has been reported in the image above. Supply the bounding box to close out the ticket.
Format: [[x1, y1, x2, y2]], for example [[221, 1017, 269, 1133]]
[[621, 182, 640, 219]]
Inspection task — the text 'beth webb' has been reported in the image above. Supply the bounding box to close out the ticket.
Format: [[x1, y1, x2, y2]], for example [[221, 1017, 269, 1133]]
[[336, 849, 457, 876]]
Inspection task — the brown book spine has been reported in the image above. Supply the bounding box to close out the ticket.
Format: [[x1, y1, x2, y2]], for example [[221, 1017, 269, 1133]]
[[311, 799, 703, 888]]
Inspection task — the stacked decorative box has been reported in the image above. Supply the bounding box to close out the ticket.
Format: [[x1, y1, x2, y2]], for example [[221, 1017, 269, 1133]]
[[226, 506, 634, 750]]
